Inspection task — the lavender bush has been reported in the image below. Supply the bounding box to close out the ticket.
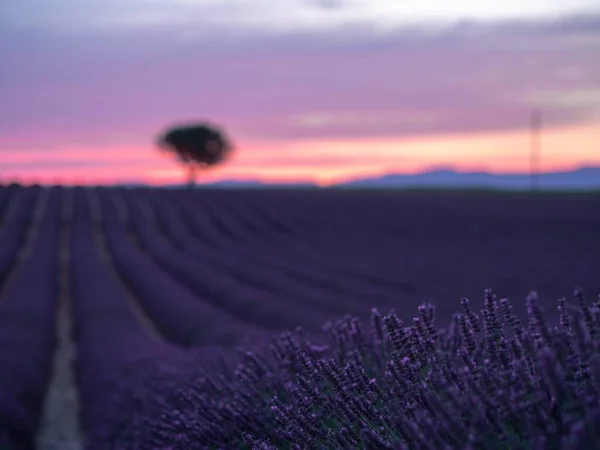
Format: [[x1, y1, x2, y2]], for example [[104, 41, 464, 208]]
[[0, 188, 61, 450], [112, 289, 600, 449]]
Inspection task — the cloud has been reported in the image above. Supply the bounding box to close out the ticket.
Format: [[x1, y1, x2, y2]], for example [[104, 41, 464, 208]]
[[3, 0, 600, 34], [0, 10, 599, 154], [528, 88, 600, 112]]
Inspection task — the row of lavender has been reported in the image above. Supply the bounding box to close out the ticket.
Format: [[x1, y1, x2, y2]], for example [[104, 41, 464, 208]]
[[170, 188, 600, 311], [0, 187, 39, 283], [1, 185, 599, 448], [111, 187, 417, 328], [73, 187, 600, 448], [0, 187, 61, 449], [0, 185, 316, 448], [71, 187, 600, 448], [156, 188, 417, 289], [68, 186, 327, 447], [102, 292, 600, 449], [67, 187, 208, 448], [60, 187, 429, 446], [63, 186, 408, 449]]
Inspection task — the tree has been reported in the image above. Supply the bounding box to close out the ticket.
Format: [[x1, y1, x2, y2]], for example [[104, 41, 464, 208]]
[[157, 122, 234, 187]]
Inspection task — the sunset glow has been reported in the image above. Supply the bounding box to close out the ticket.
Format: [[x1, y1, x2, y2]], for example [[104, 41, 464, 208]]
[[2, 120, 599, 186], [2, 1, 599, 185]]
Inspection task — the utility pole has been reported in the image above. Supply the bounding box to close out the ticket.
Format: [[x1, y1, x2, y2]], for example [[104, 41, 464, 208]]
[[530, 109, 542, 191]]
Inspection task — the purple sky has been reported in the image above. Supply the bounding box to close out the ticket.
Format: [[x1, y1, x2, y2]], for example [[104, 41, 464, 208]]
[[1, 1, 599, 183]]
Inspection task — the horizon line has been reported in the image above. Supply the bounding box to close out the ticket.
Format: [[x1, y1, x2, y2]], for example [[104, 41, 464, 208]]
[[2, 163, 599, 188]]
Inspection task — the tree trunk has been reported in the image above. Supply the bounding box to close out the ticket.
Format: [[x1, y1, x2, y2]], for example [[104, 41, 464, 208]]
[[187, 164, 196, 188]]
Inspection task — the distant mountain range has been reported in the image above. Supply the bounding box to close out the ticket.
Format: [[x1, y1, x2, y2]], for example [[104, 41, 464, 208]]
[[338, 167, 600, 190], [156, 167, 600, 191]]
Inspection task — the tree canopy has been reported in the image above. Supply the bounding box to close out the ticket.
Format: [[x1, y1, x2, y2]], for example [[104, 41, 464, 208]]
[[157, 122, 233, 186]]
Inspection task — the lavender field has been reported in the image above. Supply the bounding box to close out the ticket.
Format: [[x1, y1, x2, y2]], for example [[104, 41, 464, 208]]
[[1, 184, 600, 449]]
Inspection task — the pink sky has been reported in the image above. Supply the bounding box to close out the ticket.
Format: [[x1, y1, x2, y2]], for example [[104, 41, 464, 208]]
[[3, 120, 600, 186], [1, 3, 599, 185]]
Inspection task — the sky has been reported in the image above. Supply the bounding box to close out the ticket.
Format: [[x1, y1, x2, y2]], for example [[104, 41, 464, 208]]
[[1, 0, 599, 185]]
